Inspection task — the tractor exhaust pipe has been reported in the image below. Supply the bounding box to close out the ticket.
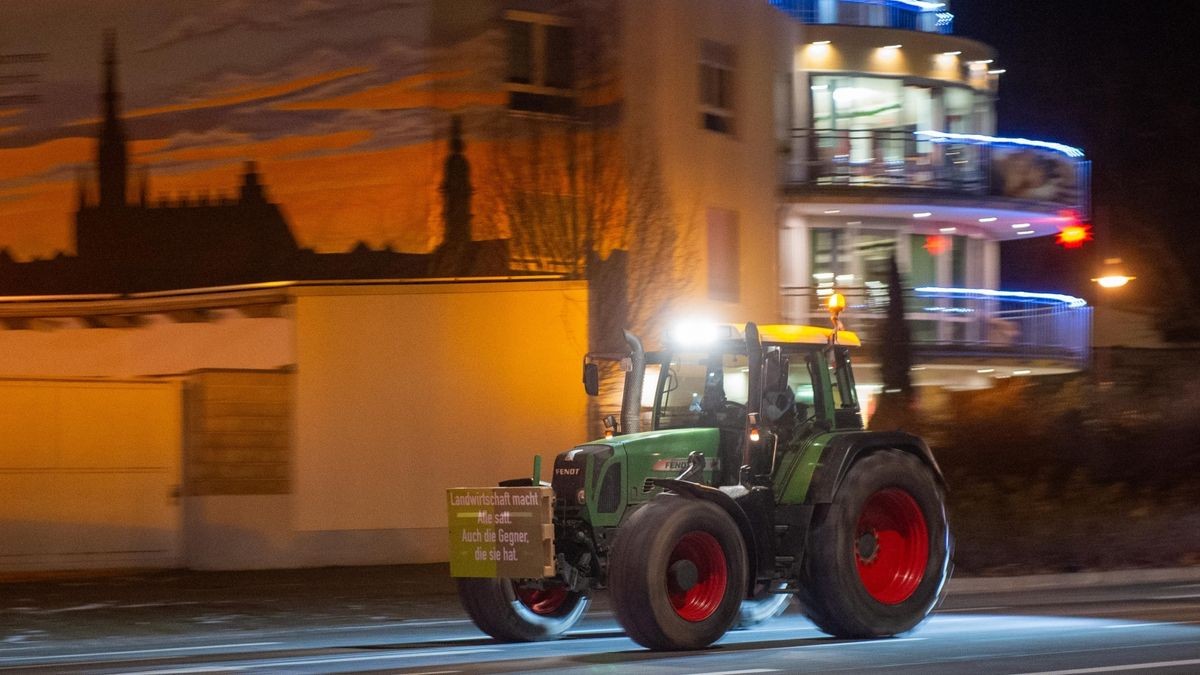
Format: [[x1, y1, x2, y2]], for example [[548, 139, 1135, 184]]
[[743, 322, 762, 469], [620, 330, 645, 434]]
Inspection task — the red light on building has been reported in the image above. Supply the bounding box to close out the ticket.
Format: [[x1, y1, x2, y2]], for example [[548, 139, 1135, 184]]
[[1055, 210, 1093, 248], [1055, 223, 1093, 248], [923, 235, 950, 255]]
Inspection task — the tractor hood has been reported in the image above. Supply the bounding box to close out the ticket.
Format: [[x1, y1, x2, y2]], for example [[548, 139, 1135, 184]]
[[552, 428, 723, 528]]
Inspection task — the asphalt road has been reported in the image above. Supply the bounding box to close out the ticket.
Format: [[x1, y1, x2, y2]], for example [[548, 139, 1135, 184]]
[[1, 567, 1198, 674]]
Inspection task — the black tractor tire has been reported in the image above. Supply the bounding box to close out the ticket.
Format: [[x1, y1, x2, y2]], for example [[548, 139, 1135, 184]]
[[736, 585, 793, 629], [799, 449, 952, 638], [456, 577, 590, 642], [609, 495, 748, 650]]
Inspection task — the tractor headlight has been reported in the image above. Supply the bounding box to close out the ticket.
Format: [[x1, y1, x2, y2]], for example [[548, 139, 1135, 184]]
[[576, 488, 586, 504]]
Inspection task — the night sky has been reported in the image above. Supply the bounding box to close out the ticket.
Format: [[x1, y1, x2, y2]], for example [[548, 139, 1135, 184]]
[[953, 0, 1200, 328]]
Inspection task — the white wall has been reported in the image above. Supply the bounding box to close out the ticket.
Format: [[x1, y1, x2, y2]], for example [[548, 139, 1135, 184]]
[[290, 281, 589, 563], [622, 0, 797, 325], [0, 311, 293, 378]]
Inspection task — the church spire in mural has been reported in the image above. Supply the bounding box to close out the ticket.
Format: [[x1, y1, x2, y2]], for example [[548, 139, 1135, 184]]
[[429, 115, 477, 277], [440, 115, 472, 248], [97, 29, 128, 209]]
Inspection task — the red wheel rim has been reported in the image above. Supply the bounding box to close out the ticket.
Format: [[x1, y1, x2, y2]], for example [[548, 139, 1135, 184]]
[[855, 488, 929, 605], [667, 531, 728, 622], [514, 584, 569, 615]]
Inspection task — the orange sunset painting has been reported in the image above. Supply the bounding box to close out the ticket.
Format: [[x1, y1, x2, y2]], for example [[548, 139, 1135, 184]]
[[0, 0, 527, 292]]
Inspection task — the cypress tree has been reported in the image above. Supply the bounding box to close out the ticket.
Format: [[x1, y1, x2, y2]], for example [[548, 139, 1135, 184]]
[[881, 253, 913, 396]]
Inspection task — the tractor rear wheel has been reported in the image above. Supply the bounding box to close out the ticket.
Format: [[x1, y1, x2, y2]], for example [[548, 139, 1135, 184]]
[[799, 449, 951, 638], [456, 577, 589, 642], [609, 496, 747, 650]]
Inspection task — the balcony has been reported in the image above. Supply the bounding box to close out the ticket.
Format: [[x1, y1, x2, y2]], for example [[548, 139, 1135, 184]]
[[770, 0, 954, 34], [782, 285, 1092, 369], [785, 128, 1092, 219]]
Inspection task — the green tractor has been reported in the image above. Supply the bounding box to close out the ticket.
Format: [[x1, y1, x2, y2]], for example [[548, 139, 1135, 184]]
[[453, 304, 951, 650]]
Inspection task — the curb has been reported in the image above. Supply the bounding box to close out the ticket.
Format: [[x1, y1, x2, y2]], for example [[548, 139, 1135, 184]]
[[948, 566, 1200, 594]]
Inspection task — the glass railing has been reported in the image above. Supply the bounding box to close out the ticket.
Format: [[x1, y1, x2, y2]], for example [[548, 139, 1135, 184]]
[[769, 0, 954, 34], [781, 285, 1092, 367], [784, 128, 1092, 217]]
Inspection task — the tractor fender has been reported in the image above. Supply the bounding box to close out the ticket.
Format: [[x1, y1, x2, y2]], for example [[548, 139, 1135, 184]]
[[647, 478, 760, 596], [804, 431, 945, 505]]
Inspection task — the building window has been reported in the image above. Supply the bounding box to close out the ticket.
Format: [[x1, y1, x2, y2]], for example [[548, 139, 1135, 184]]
[[505, 10, 574, 116], [707, 208, 739, 301], [699, 40, 735, 134]]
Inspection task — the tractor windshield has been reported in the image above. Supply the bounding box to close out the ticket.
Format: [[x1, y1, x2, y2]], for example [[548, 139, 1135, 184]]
[[653, 349, 749, 430]]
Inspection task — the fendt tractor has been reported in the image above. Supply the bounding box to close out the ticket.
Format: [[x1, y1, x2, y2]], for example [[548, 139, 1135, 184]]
[[449, 296, 951, 650]]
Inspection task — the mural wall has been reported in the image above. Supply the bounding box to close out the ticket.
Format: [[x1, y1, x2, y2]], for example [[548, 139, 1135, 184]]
[[0, 0, 531, 292]]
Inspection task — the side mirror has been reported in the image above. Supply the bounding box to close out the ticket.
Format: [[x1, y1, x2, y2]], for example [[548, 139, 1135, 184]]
[[583, 362, 599, 396]]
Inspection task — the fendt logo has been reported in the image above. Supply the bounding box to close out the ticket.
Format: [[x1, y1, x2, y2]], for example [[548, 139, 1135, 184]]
[[652, 457, 719, 472], [555, 467, 582, 476]]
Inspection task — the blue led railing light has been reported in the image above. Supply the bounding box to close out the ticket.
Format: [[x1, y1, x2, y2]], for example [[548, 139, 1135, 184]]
[[770, 1, 951, 19], [915, 130, 1085, 159], [916, 287, 1089, 308], [892, 0, 947, 9]]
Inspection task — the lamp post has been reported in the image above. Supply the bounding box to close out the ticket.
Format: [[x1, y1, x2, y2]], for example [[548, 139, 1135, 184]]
[[1090, 257, 1134, 384]]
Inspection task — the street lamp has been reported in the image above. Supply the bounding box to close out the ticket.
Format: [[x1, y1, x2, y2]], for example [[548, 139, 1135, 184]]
[[1091, 257, 1135, 289]]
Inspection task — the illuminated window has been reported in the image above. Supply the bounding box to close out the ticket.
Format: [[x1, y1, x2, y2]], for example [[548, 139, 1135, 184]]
[[707, 207, 739, 301], [699, 40, 736, 134], [810, 228, 851, 288], [505, 11, 574, 115]]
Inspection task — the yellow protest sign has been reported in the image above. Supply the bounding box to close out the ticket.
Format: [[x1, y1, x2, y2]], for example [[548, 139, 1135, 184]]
[[446, 486, 554, 578]]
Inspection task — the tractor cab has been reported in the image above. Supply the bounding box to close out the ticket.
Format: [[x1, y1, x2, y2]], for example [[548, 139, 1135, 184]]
[[647, 322, 863, 485]]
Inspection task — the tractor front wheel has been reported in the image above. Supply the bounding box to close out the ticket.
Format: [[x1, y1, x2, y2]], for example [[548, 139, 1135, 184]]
[[456, 577, 589, 642], [799, 449, 951, 638], [609, 496, 747, 650]]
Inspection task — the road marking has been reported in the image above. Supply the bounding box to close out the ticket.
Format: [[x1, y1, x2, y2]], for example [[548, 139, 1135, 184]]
[[1151, 593, 1200, 600], [0, 642, 280, 664], [243, 648, 500, 669], [686, 670, 779, 675], [42, 603, 109, 613], [1101, 621, 1194, 629], [113, 662, 244, 667], [794, 637, 925, 649], [740, 626, 824, 634], [1008, 658, 1200, 674]]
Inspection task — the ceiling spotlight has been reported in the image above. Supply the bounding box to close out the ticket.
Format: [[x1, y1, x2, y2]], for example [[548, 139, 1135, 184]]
[[881, 44, 903, 50], [939, 227, 957, 233], [978, 217, 997, 223], [812, 40, 831, 46], [1017, 230, 1036, 236], [913, 212, 932, 218], [1011, 223, 1030, 228]]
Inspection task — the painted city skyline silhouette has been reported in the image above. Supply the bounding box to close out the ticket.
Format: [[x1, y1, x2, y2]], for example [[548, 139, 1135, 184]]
[[0, 32, 510, 294]]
